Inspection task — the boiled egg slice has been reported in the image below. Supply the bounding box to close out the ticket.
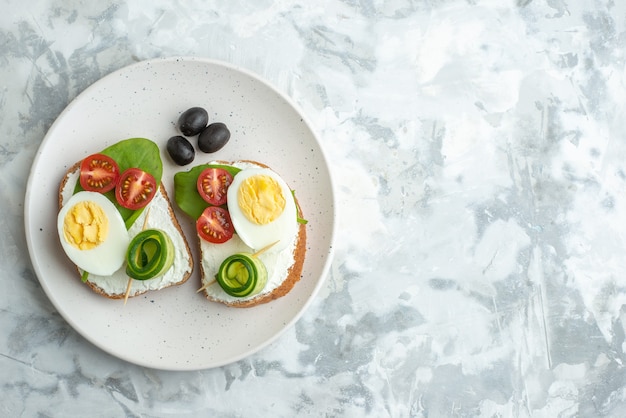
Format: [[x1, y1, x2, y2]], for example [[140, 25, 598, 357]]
[[57, 191, 130, 276], [227, 167, 298, 252]]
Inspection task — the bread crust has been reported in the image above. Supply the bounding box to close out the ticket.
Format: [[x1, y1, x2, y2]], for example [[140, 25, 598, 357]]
[[59, 163, 193, 299], [198, 160, 307, 308]]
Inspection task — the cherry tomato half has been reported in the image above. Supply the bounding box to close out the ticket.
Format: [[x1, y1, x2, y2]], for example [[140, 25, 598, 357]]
[[79, 153, 120, 193], [197, 167, 233, 206], [196, 206, 234, 244], [115, 168, 157, 210]]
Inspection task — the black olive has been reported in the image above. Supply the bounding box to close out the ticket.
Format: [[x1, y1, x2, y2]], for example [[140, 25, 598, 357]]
[[178, 107, 208, 136], [166, 136, 195, 166], [198, 122, 231, 153]]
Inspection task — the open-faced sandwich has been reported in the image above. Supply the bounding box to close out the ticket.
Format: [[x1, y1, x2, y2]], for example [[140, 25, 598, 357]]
[[174, 160, 307, 308], [57, 137, 193, 300]]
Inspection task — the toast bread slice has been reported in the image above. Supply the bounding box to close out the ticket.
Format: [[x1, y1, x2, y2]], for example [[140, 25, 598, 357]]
[[59, 162, 193, 299], [196, 160, 306, 308]]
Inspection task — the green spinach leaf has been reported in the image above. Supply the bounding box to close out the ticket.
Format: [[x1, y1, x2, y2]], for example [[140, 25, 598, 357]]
[[173, 164, 241, 220], [74, 137, 163, 229]]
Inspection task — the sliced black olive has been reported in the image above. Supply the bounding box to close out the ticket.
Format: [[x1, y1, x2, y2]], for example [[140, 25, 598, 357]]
[[178, 107, 208, 136], [198, 122, 230, 153], [166, 136, 195, 166]]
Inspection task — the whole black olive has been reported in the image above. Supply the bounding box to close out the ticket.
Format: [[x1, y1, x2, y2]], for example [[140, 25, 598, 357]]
[[166, 135, 195, 166], [198, 122, 231, 153], [178, 107, 208, 136]]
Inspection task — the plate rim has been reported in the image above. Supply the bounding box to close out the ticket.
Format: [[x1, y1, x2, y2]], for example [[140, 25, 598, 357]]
[[23, 56, 337, 370]]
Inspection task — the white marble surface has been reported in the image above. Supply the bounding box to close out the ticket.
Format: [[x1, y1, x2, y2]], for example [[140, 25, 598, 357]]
[[2, 0, 626, 416]]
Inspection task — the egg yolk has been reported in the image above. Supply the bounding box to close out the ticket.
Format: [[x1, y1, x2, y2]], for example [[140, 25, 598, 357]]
[[237, 175, 286, 225], [63, 201, 109, 250]]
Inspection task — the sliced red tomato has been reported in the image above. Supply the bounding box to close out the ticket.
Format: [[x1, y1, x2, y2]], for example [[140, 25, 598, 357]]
[[197, 167, 233, 206], [197, 206, 234, 243], [115, 168, 157, 210], [79, 153, 120, 193]]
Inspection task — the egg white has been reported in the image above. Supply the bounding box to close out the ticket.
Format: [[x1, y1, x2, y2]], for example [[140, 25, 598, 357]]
[[57, 191, 130, 276], [227, 167, 298, 252]]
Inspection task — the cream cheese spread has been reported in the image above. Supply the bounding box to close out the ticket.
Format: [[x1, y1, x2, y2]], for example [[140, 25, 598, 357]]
[[199, 161, 299, 303], [61, 170, 191, 296]]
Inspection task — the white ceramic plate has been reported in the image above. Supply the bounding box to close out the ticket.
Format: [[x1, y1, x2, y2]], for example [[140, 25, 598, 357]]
[[24, 57, 335, 370]]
